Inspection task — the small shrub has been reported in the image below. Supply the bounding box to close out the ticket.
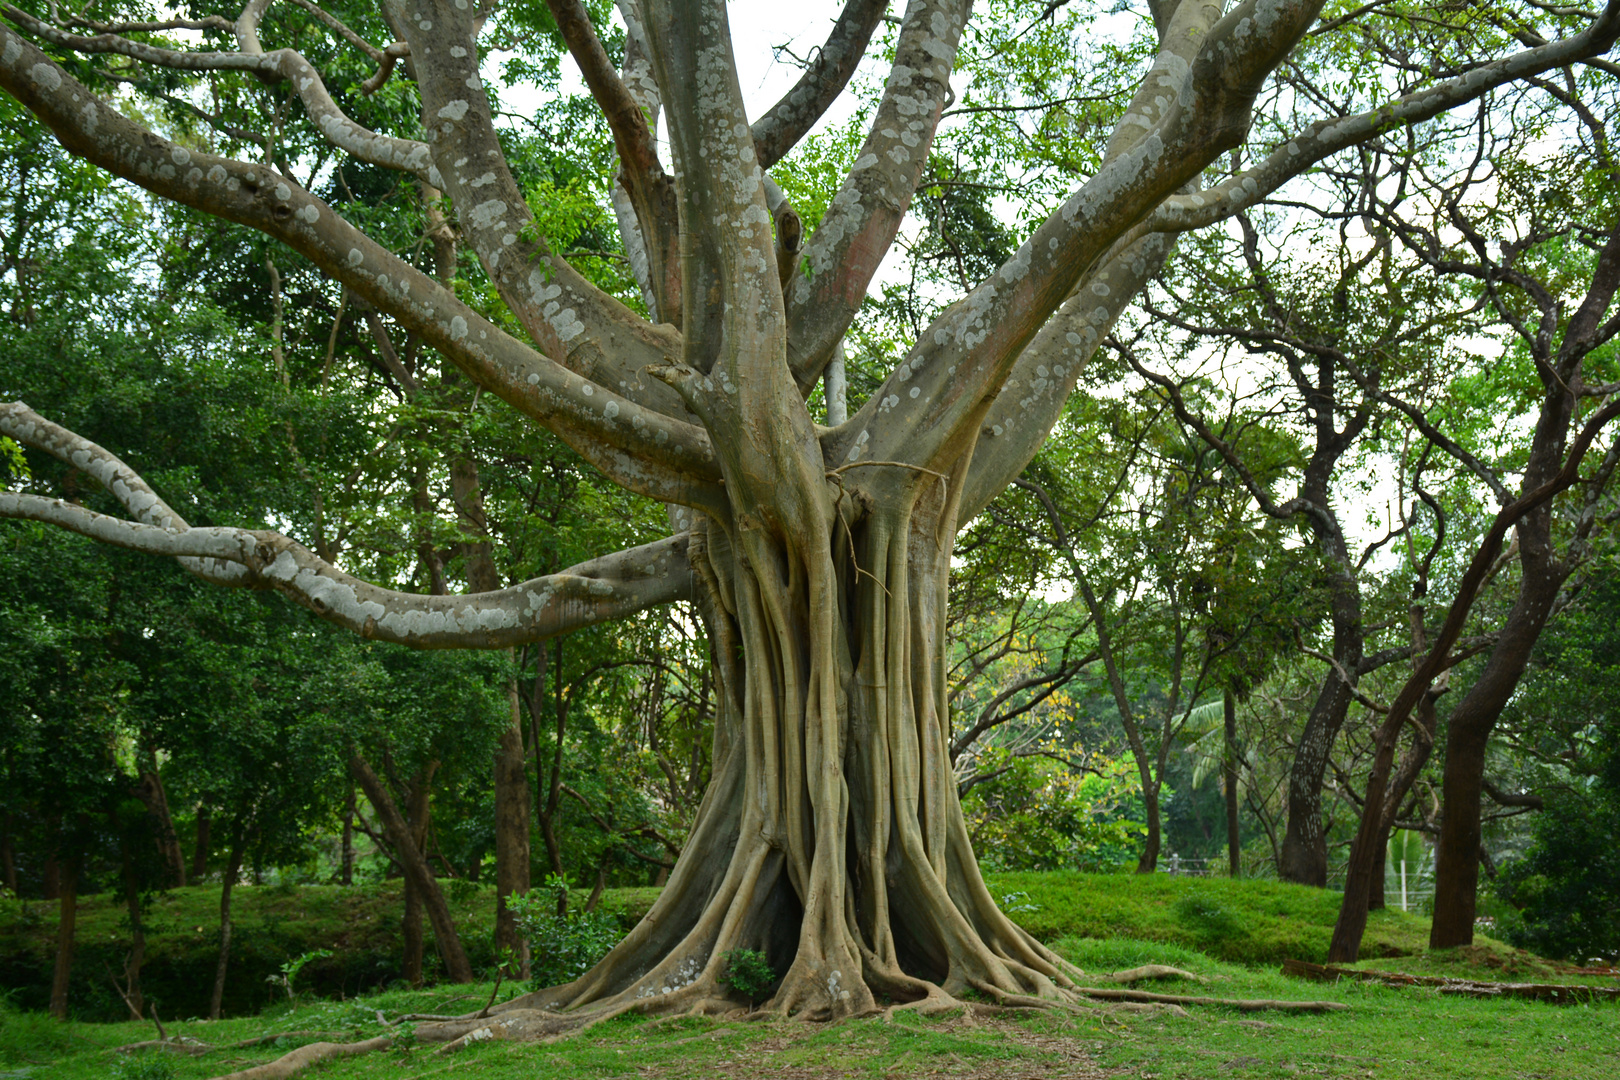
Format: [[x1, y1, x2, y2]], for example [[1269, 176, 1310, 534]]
[[717, 949, 776, 1005], [112, 1051, 177, 1080], [509, 878, 623, 990]]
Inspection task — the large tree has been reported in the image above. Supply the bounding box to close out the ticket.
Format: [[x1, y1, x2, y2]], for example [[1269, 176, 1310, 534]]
[[3, 0, 1619, 1038]]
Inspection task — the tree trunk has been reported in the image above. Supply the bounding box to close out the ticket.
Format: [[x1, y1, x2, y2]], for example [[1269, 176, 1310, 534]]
[[402, 877, 425, 987], [349, 754, 474, 983], [1279, 565, 1362, 886], [210, 826, 247, 1019], [496, 489, 1081, 1019], [1075, 574, 1161, 873], [192, 805, 211, 882], [402, 762, 436, 986], [119, 844, 146, 1021], [494, 685, 532, 976], [1224, 690, 1240, 878], [49, 853, 78, 1019], [135, 769, 186, 887], [1368, 831, 1386, 911], [451, 454, 532, 975], [1, 812, 15, 894], [339, 783, 355, 886], [1138, 782, 1163, 875]]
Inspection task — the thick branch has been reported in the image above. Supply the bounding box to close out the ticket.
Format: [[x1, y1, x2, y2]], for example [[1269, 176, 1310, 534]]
[[2, 403, 692, 646], [750, 0, 889, 168], [0, 34, 723, 505], [1148, 4, 1620, 232]]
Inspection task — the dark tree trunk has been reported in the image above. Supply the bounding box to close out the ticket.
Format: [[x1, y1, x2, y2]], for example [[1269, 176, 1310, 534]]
[[210, 826, 247, 1019], [0, 812, 15, 894], [402, 877, 425, 986], [539, 639, 568, 909], [1224, 690, 1240, 878], [452, 452, 532, 972], [1137, 782, 1162, 874], [1279, 564, 1362, 885], [494, 684, 532, 976], [49, 854, 78, 1019], [191, 805, 211, 882], [339, 783, 356, 886], [118, 845, 146, 1020], [350, 754, 474, 983]]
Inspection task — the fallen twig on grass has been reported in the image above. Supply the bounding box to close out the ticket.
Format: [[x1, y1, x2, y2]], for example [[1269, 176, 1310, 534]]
[[1282, 958, 1620, 1003]]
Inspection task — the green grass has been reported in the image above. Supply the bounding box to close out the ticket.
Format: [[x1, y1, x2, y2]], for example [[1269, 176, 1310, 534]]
[[6, 871, 1615, 1079], [982, 870, 1433, 963], [0, 873, 1436, 1019], [6, 956, 1616, 1080]]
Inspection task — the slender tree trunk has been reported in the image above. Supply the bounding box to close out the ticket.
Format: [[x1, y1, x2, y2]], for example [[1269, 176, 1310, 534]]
[[1224, 689, 1240, 878], [402, 878, 425, 986], [210, 826, 247, 1019], [49, 853, 78, 1019], [1076, 574, 1161, 873], [192, 805, 211, 882], [1279, 565, 1362, 886], [349, 754, 474, 983], [452, 454, 532, 975], [403, 763, 435, 985], [539, 639, 568, 911], [1, 811, 15, 894], [340, 783, 356, 886], [119, 844, 146, 1020]]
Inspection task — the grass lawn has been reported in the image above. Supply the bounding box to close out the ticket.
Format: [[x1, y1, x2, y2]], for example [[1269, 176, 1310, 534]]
[[3, 874, 1617, 1077], [4, 936, 1617, 1079]]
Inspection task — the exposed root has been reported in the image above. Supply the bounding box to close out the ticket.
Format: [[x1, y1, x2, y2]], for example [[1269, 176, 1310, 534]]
[[1074, 987, 1347, 1012], [1099, 965, 1209, 985], [211, 1035, 393, 1079]]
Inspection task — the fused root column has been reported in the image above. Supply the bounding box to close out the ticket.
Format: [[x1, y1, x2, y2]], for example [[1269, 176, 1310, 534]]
[[482, 495, 1083, 1021]]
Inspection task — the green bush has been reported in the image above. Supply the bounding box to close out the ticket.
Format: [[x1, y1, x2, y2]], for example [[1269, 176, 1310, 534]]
[[718, 949, 776, 1005], [510, 877, 624, 991]]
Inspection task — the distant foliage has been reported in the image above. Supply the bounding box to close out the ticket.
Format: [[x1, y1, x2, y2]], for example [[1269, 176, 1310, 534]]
[[1494, 752, 1620, 963], [963, 753, 1146, 871]]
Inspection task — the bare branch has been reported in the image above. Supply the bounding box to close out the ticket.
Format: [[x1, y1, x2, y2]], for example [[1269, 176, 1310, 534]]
[[751, 0, 889, 168]]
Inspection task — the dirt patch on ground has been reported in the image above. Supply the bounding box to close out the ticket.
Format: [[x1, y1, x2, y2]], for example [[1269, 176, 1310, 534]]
[[642, 1010, 1124, 1080]]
